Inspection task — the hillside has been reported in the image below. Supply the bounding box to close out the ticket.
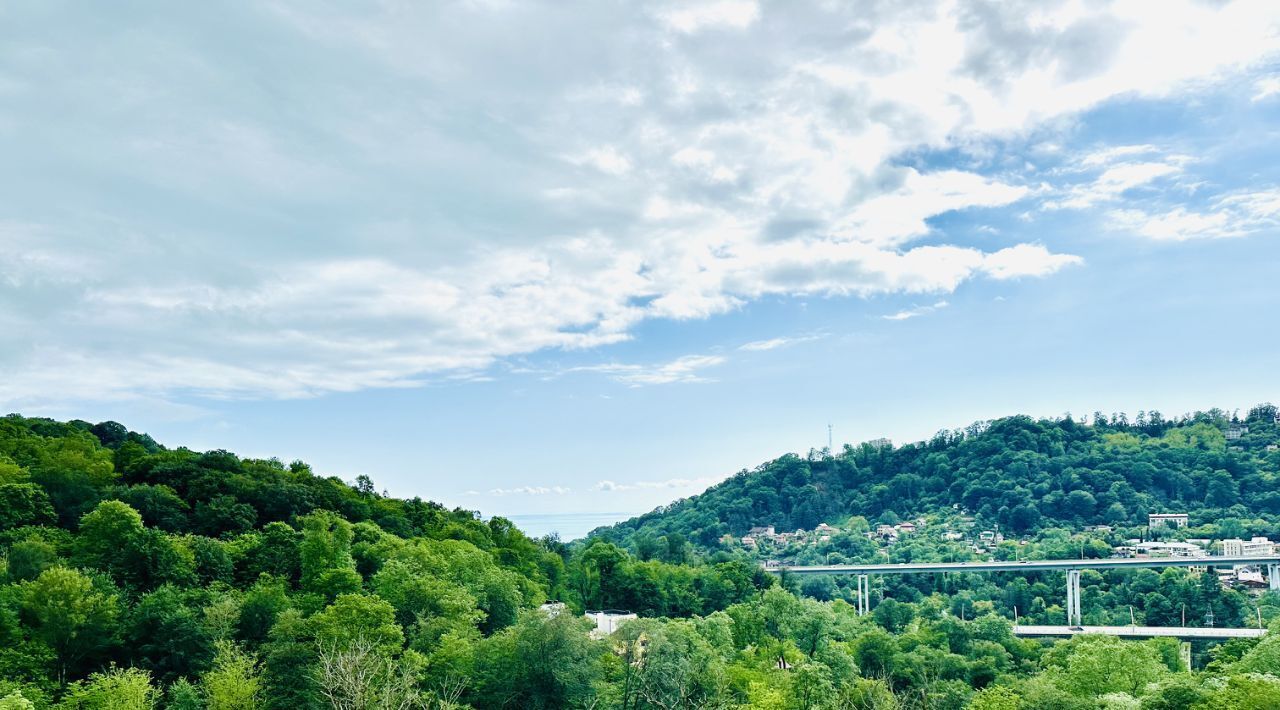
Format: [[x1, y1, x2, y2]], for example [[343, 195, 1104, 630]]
[[587, 405, 1280, 553], [8, 412, 1280, 708]]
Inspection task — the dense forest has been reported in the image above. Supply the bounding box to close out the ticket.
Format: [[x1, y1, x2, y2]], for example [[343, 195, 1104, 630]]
[[589, 405, 1280, 551], [4, 410, 1280, 708]]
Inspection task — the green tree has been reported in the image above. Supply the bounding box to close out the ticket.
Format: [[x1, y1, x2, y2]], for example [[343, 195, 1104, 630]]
[[470, 612, 603, 710], [298, 512, 361, 600], [164, 679, 205, 710], [6, 540, 58, 582], [0, 691, 34, 710], [1049, 635, 1168, 698], [126, 585, 215, 683], [58, 666, 157, 710], [968, 685, 1020, 710], [20, 567, 119, 684], [203, 642, 262, 710], [0, 484, 56, 531], [309, 594, 403, 654]]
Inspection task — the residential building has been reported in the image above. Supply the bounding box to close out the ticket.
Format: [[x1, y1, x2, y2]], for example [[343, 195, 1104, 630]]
[[866, 438, 893, 449], [741, 535, 756, 548], [1222, 537, 1275, 557], [1148, 513, 1189, 529], [539, 602, 566, 618], [748, 525, 776, 537], [1226, 426, 1249, 440], [585, 610, 637, 639], [1135, 541, 1205, 558]]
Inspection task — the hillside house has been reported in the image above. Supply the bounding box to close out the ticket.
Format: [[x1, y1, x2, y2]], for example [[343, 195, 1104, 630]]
[[585, 610, 637, 639], [1223, 537, 1275, 557], [1148, 513, 1189, 529]]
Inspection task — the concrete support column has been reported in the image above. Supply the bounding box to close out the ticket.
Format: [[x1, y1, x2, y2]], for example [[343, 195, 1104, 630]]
[[856, 575, 870, 615], [1268, 564, 1280, 592], [1066, 569, 1082, 626]]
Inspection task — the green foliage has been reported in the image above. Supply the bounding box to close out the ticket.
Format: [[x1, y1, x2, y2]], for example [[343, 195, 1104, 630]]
[[1045, 635, 1169, 698], [592, 409, 1280, 548], [58, 666, 157, 710], [968, 684, 1020, 710], [20, 566, 119, 683], [297, 512, 361, 600], [4, 412, 1280, 708], [309, 594, 403, 654], [202, 642, 261, 710], [0, 484, 56, 531], [469, 612, 603, 710], [6, 540, 59, 582]]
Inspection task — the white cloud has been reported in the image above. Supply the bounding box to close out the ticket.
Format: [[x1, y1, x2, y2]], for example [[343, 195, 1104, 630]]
[[1079, 144, 1160, 167], [571, 354, 727, 386], [982, 244, 1084, 280], [882, 301, 949, 321], [1109, 188, 1280, 241], [594, 476, 723, 492], [739, 334, 823, 351], [1044, 148, 1189, 210], [1253, 76, 1280, 101], [657, 1, 759, 34], [2, 0, 1275, 409], [835, 169, 1030, 245], [487, 486, 572, 496], [568, 146, 632, 175]]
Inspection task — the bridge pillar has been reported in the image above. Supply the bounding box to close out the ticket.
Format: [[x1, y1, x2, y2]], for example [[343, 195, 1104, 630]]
[[1268, 564, 1280, 592], [856, 574, 870, 615], [1066, 569, 1082, 626]]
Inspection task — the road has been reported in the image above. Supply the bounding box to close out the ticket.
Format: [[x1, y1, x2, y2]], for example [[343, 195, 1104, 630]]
[[769, 555, 1280, 576], [1013, 625, 1265, 640]]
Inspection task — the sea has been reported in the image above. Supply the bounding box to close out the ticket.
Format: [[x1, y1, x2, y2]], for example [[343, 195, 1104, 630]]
[[502, 511, 640, 541]]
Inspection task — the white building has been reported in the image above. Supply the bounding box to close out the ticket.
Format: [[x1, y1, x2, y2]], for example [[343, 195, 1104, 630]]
[[1222, 537, 1274, 557], [584, 610, 637, 639], [1135, 541, 1205, 558], [1226, 426, 1249, 440], [1149, 513, 1189, 529]]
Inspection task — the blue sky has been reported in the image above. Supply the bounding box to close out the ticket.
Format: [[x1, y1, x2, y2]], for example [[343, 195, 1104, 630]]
[[4, 1, 1280, 529]]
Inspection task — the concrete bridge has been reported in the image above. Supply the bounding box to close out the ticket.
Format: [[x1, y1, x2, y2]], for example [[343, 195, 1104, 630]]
[[1013, 625, 1266, 640], [768, 555, 1280, 627]]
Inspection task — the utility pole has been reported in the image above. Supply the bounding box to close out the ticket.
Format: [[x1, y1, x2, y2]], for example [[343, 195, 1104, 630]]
[[828, 423, 833, 452]]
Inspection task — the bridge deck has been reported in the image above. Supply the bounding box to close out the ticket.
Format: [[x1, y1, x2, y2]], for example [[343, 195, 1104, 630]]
[[1014, 625, 1265, 639], [770, 555, 1280, 575]]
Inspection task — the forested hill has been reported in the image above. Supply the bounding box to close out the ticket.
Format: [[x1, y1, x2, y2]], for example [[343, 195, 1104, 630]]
[[587, 404, 1280, 550]]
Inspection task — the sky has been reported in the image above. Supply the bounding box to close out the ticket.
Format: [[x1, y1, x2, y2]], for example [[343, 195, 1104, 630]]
[[3, 1, 1280, 534]]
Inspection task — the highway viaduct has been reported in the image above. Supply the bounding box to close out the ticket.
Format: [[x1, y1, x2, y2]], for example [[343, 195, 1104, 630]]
[[768, 555, 1280, 632]]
